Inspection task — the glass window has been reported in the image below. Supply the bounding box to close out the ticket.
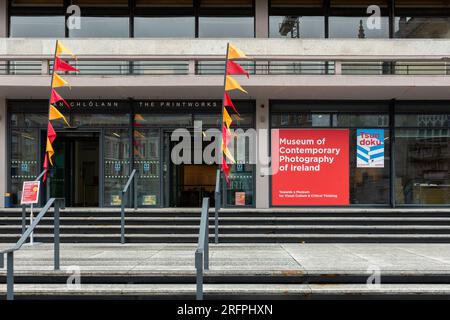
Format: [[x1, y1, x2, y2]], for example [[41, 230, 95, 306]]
[[10, 129, 39, 205], [10, 113, 48, 127], [11, 0, 63, 5], [334, 114, 389, 127], [199, 17, 254, 38], [134, 17, 195, 37], [329, 0, 389, 38], [10, 16, 65, 37], [104, 129, 131, 206], [396, 114, 450, 127], [134, 114, 192, 126], [395, 129, 450, 205], [72, 0, 128, 6], [134, 129, 161, 206], [69, 16, 129, 37], [271, 113, 331, 127], [395, 17, 450, 38], [72, 114, 130, 127], [270, 16, 325, 38]]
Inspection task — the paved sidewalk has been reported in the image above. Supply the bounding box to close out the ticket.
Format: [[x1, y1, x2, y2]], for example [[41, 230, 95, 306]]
[[2, 243, 450, 273]]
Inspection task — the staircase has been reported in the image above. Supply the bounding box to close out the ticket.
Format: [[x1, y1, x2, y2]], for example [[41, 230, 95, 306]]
[[1, 208, 450, 243]]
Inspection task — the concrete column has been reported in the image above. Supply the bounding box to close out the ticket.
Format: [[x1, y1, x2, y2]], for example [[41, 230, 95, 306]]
[[255, 0, 269, 38], [0, 98, 7, 207], [255, 99, 269, 209], [0, 0, 7, 37]]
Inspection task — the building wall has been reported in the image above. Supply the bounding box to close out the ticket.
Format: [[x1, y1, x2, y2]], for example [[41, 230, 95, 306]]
[[0, 0, 6, 38], [0, 98, 6, 207], [255, 99, 269, 208]]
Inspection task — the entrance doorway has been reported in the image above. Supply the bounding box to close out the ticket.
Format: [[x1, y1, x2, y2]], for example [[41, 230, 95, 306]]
[[47, 132, 100, 207], [163, 131, 217, 207]]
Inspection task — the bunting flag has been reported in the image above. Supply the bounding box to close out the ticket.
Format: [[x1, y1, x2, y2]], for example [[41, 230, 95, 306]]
[[54, 57, 79, 72], [43, 41, 78, 179], [223, 92, 240, 116], [52, 73, 69, 88], [220, 43, 249, 185], [49, 105, 70, 126], [56, 42, 77, 59], [226, 60, 249, 78], [225, 75, 247, 93], [228, 43, 247, 60], [50, 89, 71, 109]]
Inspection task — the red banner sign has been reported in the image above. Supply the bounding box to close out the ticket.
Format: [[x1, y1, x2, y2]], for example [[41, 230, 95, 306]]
[[271, 129, 349, 206], [21, 181, 40, 205]]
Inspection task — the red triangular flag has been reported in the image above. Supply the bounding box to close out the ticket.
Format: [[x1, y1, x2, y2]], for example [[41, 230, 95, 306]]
[[226, 60, 249, 78], [43, 153, 48, 182], [223, 92, 240, 116], [47, 121, 57, 143], [221, 157, 230, 185], [54, 57, 79, 73], [50, 89, 71, 109]]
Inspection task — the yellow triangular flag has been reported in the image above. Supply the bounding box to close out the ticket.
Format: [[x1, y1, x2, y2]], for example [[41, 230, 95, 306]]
[[223, 107, 233, 129], [228, 44, 247, 60], [46, 138, 54, 166], [225, 75, 247, 93], [52, 73, 69, 88], [49, 105, 70, 127], [222, 145, 236, 164], [56, 42, 77, 59]]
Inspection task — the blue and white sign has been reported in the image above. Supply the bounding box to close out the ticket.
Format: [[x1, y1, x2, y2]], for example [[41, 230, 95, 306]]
[[357, 129, 384, 168]]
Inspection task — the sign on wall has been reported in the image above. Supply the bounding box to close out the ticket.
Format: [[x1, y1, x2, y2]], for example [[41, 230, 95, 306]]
[[271, 129, 349, 206], [21, 181, 40, 205], [356, 129, 384, 168]]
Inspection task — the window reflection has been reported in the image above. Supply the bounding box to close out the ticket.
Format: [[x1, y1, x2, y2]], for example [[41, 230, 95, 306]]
[[269, 16, 324, 38], [135, 17, 195, 37], [395, 17, 450, 38], [10, 16, 65, 37], [69, 16, 129, 38], [329, 16, 389, 38]]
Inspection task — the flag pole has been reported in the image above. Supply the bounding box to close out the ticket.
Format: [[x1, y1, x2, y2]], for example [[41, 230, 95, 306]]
[[219, 43, 230, 173]]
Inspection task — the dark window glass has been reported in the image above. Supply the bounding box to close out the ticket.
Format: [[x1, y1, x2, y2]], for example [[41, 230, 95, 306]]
[[134, 17, 195, 37], [395, 129, 450, 205], [10, 16, 65, 37], [199, 17, 254, 37], [69, 16, 129, 37], [269, 16, 325, 38], [11, 0, 63, 5], [271, 113, 331, 127], [71, 114, 130, 127], [396, 114, 450, 127], [333, 114, 389, 127]]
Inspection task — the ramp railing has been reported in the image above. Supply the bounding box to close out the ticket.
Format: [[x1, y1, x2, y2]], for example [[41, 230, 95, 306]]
[[214, 169, 221, 244], [0, 198, 65, 300], [120, 169, 138, 244], [195, 197, 210, 300]]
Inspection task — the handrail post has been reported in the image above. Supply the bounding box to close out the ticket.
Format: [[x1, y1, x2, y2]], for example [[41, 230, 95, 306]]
[[134, 172, 138, 210], [120, 191, 125, 244], [21, 205, 26, 235], [195, 250, 203, 300], [54, 200, 60, 271], [6, 251, 14, 301], [214, 170, 220, 244]]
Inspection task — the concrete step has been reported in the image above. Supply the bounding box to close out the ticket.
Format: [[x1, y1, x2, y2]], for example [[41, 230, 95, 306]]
[[3, 233, 450, 243], [2, 283, 450, 299], [3, 224, 450, 235]]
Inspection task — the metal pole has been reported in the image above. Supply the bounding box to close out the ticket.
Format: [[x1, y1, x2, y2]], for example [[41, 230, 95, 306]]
[[30, 204, 34, 245], [134, 173, 138, 210], [21, 205, 26, 235], [54, 200, 60, 270], [6, 251, 14, 301], [120, 191, 125, 244], [195, 251, 203, 300]]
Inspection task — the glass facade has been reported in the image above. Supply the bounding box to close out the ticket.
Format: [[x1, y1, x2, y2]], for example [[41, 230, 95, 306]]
[[270, 101, 450, 207], [7, 100, 255, 208]]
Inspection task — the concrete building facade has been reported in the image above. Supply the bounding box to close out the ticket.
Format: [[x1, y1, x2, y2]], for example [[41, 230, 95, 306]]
[[0, 0, 449, 209]]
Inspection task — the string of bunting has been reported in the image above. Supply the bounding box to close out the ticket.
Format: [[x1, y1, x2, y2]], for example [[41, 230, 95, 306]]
[[43, 41, 79, 181]]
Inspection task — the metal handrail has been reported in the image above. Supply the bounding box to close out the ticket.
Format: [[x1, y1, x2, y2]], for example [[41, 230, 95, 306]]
[[195, 197, 210, 300], [0, 197, 65, 300], [214, 169, 221, 244], [120, 169, 137, 244]]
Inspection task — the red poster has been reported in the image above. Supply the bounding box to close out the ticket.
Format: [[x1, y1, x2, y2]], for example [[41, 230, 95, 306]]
[[271, 129, 349, 206], [21, 181, 40, 205]]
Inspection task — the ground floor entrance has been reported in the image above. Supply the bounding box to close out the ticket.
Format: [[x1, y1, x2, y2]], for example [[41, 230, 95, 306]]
[[47, 132, 100, 207]]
